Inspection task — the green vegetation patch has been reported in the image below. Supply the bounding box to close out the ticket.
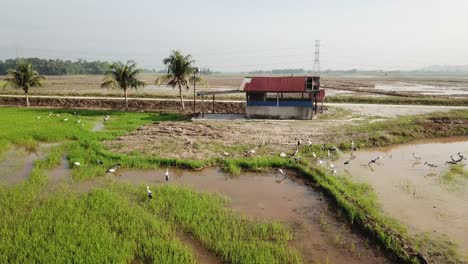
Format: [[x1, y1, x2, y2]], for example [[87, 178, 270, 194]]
[[442, 164, 468, 183]]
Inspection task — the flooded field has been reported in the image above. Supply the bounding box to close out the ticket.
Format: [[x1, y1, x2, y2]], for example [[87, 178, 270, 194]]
[[375, 82, 468, 97], [115, 167, 392, 264], [336, 137, 468, 257]]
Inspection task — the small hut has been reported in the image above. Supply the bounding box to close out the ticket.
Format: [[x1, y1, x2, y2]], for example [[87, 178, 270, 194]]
[[240, 76, 324, 119]]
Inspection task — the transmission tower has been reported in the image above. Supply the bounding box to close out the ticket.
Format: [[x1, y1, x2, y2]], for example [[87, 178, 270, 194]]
[[314, 40, 320, 75]]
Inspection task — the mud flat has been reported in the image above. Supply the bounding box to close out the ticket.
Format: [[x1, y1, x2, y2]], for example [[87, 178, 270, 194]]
[[336, 137, 468, 257], [113, 167, 392, 264]]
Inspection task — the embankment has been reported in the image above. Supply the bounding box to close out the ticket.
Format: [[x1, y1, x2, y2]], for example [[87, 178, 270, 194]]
[[0, 95, 246, 113]]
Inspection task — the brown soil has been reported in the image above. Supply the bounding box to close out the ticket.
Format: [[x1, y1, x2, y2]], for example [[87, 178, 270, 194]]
[[106, 114, 356, 159]]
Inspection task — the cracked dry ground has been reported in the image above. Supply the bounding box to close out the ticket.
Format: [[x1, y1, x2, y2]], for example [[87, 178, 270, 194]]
[[105, 115, 365, 159]]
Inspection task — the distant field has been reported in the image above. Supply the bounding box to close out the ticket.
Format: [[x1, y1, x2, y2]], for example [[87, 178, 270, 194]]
[[1, 74, 467, 101]]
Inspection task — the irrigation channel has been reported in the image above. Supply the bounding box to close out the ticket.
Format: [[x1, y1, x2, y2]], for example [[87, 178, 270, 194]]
[[0, 137, 467, 263]]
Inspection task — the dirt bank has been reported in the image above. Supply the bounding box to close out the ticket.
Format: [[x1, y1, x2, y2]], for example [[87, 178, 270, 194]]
[[0, 96, 245, 114]]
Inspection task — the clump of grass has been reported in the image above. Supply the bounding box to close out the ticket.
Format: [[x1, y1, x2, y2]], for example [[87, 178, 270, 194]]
[[442, 164, 468, 183], [0, 180, 301, 263]]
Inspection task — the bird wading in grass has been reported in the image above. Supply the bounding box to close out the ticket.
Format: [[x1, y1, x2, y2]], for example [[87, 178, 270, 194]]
[[165, 167, 170, 182], [147, 186, 153, 199]]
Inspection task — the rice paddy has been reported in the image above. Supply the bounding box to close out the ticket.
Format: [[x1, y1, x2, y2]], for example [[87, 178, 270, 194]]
[[0, 107, 301, 263], [1, 107, 467, 263]]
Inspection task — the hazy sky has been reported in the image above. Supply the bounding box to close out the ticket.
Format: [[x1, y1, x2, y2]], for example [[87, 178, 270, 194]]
[[1, 0, 468, 71]]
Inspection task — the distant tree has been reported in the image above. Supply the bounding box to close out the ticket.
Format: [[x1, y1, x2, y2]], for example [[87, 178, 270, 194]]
[[100, 61, 145, 109], [155, 50, 206, 111], [3, 61, 45, 107]]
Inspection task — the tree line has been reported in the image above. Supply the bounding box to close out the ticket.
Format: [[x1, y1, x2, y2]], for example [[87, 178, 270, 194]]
[[2, 51, 205, 111], [0, 58, 111, 75]]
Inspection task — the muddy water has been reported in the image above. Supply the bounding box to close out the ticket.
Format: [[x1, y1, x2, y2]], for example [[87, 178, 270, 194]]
[[0, 144, 56, 185], [46, 156, 71, 184], [336, 137, 468, 257], [115, 168, 392, 264]]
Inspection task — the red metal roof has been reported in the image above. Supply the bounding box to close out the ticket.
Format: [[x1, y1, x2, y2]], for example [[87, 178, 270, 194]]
[[241, 77, 308, 92]]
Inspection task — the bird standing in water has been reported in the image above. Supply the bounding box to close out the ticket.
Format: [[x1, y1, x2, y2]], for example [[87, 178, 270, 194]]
[[424, 162, 438, 168], [368, 156, 383, 166], [106, 163, 121, 173], [276, 168, 285, 175], [146, 185, 153, 199], [351, 140, 357, 151], [165, 167, 170, 182]]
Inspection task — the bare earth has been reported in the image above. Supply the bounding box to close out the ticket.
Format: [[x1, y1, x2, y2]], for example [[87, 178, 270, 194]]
[[105, 103, 468, 159]]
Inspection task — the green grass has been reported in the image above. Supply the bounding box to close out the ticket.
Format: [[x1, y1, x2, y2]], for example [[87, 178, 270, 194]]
[[327, 110, 468, 151], [442, 164, 468, 183], [0, 107, 300, 264]]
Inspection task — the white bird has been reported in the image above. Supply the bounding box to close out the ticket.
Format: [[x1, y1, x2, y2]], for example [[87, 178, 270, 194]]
[[104, 115, 110, 122], [280, 152, 287, 157], [327, 150, 331, 159], [291, 148, 299, 157], [223, 151, 230, 156], [48, 112, 53, 116], [412, 153, 422, 160], [73, 162, 81, 167], [106, 163, 121, 173], [317, 159, 324, 165], [351, 140, 357, 151], [312, 152, 317, 159], [56, 114, 60, 117], [276, 168, 285, 175], [147, 185, 153, 199], [63, 118, 69, 122], [165, 167, 170, 182], [36, 116, 41, 119], [307, 140, 312, 145], [331, 169, 337, 174], [77, 120, 81, 123], [248, 149, 256, 154], [329, 164, 335, 169]]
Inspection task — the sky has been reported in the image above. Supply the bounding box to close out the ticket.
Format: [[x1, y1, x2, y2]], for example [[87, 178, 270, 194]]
[[1, 0, 468, 72]]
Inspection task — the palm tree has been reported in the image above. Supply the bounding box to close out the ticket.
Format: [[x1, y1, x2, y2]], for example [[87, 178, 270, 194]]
[[4, 61, 45, 107], [101, 61, 145, 109], [155, 50, 206, 111]]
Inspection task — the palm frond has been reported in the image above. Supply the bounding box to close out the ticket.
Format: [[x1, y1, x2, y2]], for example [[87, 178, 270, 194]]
[[4, 61, 45, 93], [101, 61, 144, 91]]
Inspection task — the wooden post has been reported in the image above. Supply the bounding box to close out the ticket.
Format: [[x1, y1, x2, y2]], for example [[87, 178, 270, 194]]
[[314, 91, 318, 116], [212, 95, 215, 113], [201, 95, 205, 117]]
